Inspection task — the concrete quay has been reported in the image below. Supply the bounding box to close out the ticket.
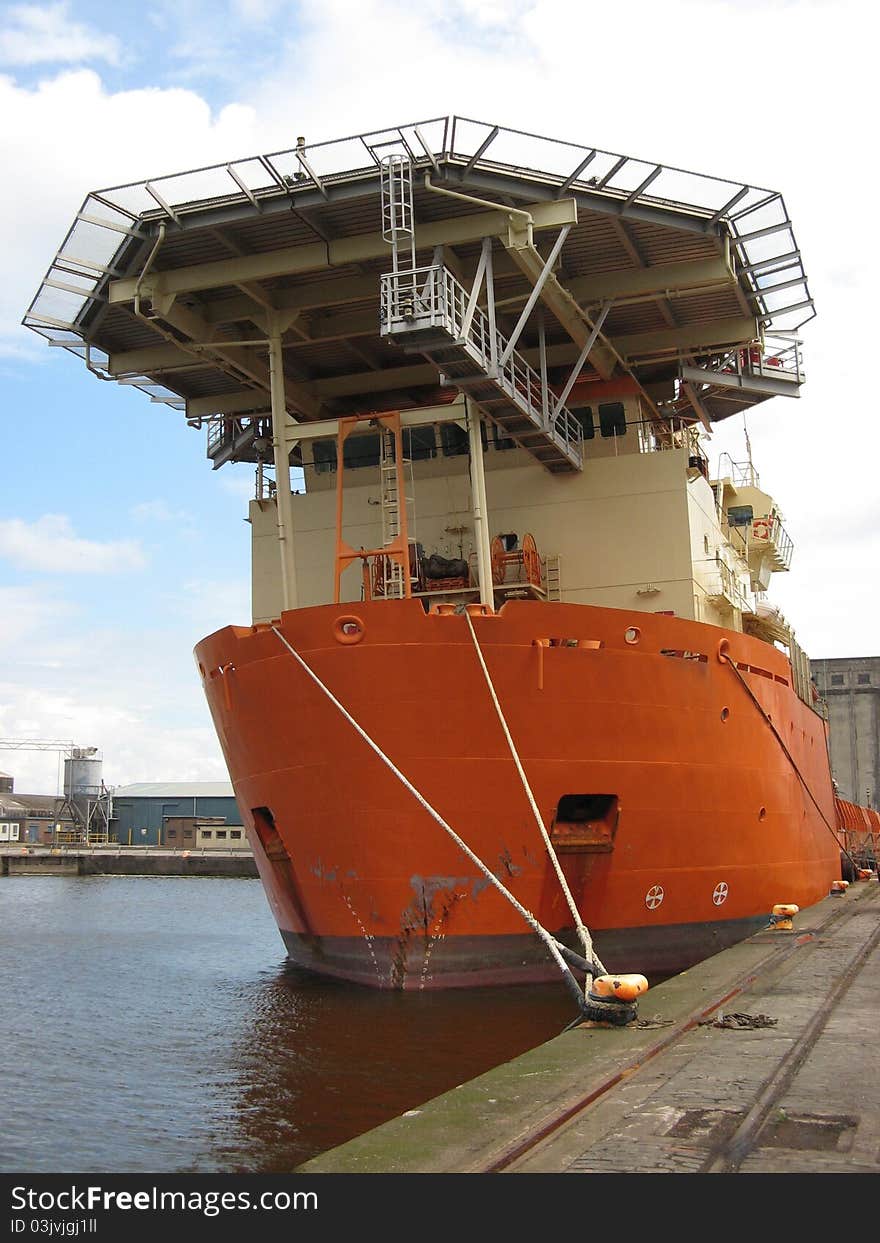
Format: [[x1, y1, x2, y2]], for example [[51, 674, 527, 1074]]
[[301, 879, 880, 1174], [0, 845, 258, 878]]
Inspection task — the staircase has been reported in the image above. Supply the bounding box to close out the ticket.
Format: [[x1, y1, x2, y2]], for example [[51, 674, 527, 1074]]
[[380, 263, 584, 473]]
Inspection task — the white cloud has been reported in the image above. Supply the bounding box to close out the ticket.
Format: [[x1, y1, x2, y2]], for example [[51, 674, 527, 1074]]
[[0, 514, 146, 573], [0, 603, 231, 793], [0, 2, 121, 67], [3, 69, 265, 356], [0, 583, 73, 645], [130, 499, 193, 524], [0, 680, 228, 794], [177, 576, 251, 634], [230, 0, 286, 22], [219, 473, 257, 502]]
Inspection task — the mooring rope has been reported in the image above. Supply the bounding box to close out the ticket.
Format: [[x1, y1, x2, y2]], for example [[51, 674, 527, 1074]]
[[464, 611, 605, 986], [270, 625, 590, 1012], [721, 651, 858, 870]]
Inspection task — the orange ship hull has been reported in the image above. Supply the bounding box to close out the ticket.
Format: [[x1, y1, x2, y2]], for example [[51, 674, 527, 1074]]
[[195, 599, 841, 988]]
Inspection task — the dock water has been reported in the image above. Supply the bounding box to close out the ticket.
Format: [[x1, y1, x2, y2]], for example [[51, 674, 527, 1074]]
[[301, 879, 880, 1174]]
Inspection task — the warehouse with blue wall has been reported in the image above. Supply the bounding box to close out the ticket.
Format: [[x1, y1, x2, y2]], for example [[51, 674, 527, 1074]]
[[111, 782, 242, 845]]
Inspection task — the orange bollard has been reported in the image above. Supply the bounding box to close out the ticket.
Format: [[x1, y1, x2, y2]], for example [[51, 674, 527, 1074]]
[[581, 973, 649, 1026], [590, 974, 649, 1002], [769, 903, 799, 930]]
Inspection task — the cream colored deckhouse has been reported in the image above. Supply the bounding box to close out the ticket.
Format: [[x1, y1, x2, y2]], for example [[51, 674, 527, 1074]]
[[25, 118, 813, 691]]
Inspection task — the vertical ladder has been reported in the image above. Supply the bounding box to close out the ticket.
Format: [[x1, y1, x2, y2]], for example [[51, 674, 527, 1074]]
[[715, 477, 725, 522], [545, 555, 562, 601], [380, 428, 406, 598], [381, 154, 416, 275]]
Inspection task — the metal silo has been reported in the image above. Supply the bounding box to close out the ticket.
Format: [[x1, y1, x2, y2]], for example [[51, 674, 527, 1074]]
[[64, 747, 103, 827]]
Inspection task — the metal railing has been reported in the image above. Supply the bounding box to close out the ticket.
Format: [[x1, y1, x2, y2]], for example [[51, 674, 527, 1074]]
[[381, 263, 583, 466], [715, 332, 804, 386], [715, 453, 760, 489], [752, 514, 794, 570], [23, 115, 813, 418], [706, 556, 750, 611]]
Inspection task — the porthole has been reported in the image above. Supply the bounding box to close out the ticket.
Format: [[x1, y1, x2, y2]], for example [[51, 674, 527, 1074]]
[[759, 806, 767, 822], [720, 707, 730, 722], [624, 626, 641, 645]]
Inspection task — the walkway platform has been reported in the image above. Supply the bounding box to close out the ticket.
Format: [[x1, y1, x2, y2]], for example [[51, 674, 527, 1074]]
[[300, 879, 880, 1174]]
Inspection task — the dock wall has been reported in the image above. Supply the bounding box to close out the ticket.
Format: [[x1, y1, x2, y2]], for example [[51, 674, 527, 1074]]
[[1, 847, 258, 878]]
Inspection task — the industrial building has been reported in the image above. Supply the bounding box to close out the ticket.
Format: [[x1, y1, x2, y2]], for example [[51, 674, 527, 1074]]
[[0, 775, 77, 844], [111, 782, 243, 846], [0, 744, 111, 843], [164, 815, 250, 851], [812, 656, 879, 809]]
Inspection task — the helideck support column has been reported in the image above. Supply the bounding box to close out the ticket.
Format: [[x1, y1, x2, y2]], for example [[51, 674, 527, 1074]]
[[467, 397, 494, 609], [268, 331, 299, 611]]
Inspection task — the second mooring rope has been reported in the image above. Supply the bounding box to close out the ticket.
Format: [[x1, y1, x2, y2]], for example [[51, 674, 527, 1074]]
[[464, 611, 605, 985], [720, 650, 858, 871]]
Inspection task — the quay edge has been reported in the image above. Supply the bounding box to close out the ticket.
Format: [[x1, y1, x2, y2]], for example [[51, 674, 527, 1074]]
[[0, 846, 257, 878], [298, 879, 880, 1174]]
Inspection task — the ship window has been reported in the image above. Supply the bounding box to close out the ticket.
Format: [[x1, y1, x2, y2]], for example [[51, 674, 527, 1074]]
[[599, 402, 626, 438], [202, 829, 213, 839], [492, 424, 515, 451], [343, 432, 380, 469], [441, 423, 469, 457], [831, 674, 844, 686], [727, 505, 753, 527], [313, 439, 337, 474], [574, 407, 595, 440], [403, 426, 436, 461], [858, 673, 870, 685]]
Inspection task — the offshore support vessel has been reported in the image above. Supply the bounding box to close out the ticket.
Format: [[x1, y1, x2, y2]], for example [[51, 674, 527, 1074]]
[[26, 117, 861, 988]]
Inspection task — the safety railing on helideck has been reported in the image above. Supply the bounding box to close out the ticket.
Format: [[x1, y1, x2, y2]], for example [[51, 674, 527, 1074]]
[[714, 332, 805, 389], [380, 263, 584, 470]]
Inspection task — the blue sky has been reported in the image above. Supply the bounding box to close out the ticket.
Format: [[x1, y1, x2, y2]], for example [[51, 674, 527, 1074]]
[[1, 0, 877, 792]]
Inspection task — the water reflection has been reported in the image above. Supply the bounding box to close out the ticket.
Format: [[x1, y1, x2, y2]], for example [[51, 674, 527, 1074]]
[[2, 877, 572, 1173], [216, 963, 573, 1172]]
